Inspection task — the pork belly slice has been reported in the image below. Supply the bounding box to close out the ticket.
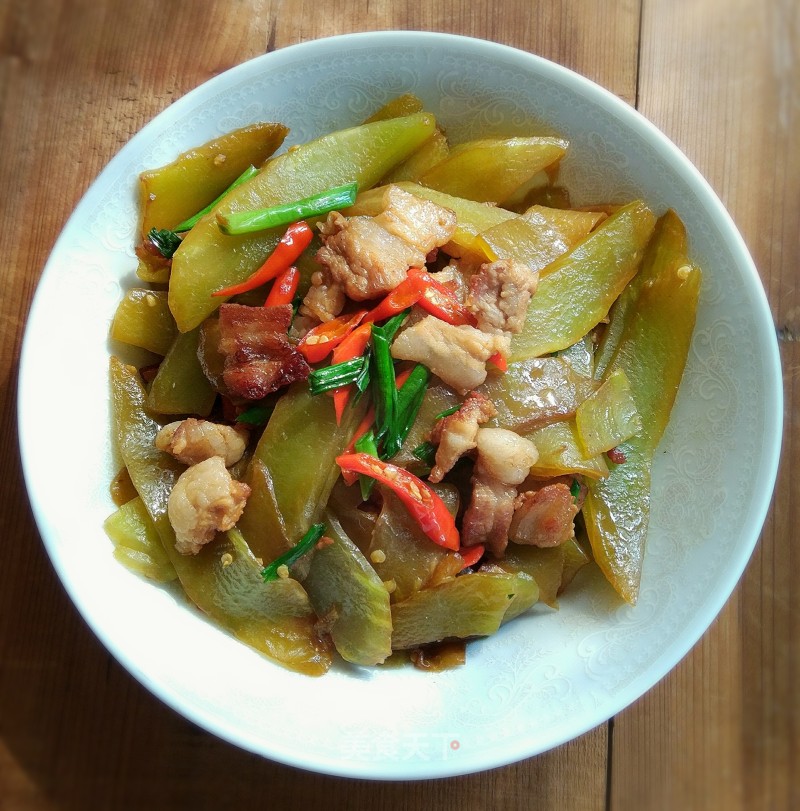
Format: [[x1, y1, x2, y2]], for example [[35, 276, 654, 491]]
[[316, 212, 420, 301], [217, 303, 309, 400], [510, 482, 579, 548], [372, 185, 457, 255], [461, 428, 539, 556], [302, 185, 457, 319], [466, 258, 539, 335], [428, 392, 497, 484], [391, 315, 510, 394], [461, 475, 518, 556]]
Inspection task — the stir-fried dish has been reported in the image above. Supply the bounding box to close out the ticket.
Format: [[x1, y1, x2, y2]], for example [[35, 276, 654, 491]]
[[106, 94, 701, 675]]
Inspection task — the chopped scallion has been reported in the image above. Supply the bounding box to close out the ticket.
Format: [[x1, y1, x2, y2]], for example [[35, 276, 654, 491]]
[[370, 326, 398, 444], [217, 181, 359, 235], [380, 309, 410, 343], [147, 165, 261, 258], [353, 349, 372, 394], [435, 404, 461, 420], [354, 430, 379, 500], [384, 364, 430, 458], [412, 440, 437, 467], [261, 523, 326, 582], [147, 228, 183, 259], [235, 403, 274, 425], [355, 429, 379, 457], [308, 356, 369, 396]]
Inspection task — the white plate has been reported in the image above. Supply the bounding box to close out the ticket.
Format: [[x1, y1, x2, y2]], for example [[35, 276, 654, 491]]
[[18, 32, 782, 779]]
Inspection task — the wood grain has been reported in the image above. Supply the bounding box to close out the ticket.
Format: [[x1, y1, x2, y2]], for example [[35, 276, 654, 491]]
[[0, 0, 795, 809], [610, 1, 799, 809]]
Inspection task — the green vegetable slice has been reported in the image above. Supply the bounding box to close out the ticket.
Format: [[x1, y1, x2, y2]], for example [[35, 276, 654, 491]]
[[575, 368, 642, 457], [147, 165, 260, 256]]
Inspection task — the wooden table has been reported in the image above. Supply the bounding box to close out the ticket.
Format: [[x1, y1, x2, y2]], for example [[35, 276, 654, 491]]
[[1, 1, 796, 808]]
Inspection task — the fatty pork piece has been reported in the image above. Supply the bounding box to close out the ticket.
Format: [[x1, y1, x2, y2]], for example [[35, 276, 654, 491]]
[[156, 418, 248, 467], [462, 428, 539, 556], [217, 303, 309, 400], [510, 479, 583, 548], [302, 185, 457, 321], [466, 258, 539, 335], [433, 262, 470, 303], [391, 316, 510, 394], [428, 392, 497, 483], [168, 456, 251, 555]]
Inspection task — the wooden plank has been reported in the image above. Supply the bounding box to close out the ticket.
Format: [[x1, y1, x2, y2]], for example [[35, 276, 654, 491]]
[[0, 0, 651, 808], [610, 0, 799, 808], [270, 0, 641, 100]]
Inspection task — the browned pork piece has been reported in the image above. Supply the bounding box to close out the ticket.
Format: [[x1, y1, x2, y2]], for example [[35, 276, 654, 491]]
[[462, 476, 518, 557], [318, 211, 419, 298], [510, 482, 579, 547], [462, 428, 539, 556], [300, 272, 346, 323], [302, 185, 457, 321], [156, 418, 248, 467], [168, 456, 251, 555], [217, 303, 309, 400], [428, 392, 497, 483], [391, 316, 510, 394], [466, 258, 539, 335]]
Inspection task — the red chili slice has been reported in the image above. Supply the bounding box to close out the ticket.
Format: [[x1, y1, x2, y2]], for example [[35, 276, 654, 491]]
[[364, 267, 477, 328], [330, 322, 373, 424], [297, 310, 368, 364], [417, 271, 477, 327], [487, 351, 508, 372], [212, 221, 313, 298], [363, 269, 429, 323], [336, 453, 460, 550], [458, 544, 485, 570], [264, 265, 300, 307]]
